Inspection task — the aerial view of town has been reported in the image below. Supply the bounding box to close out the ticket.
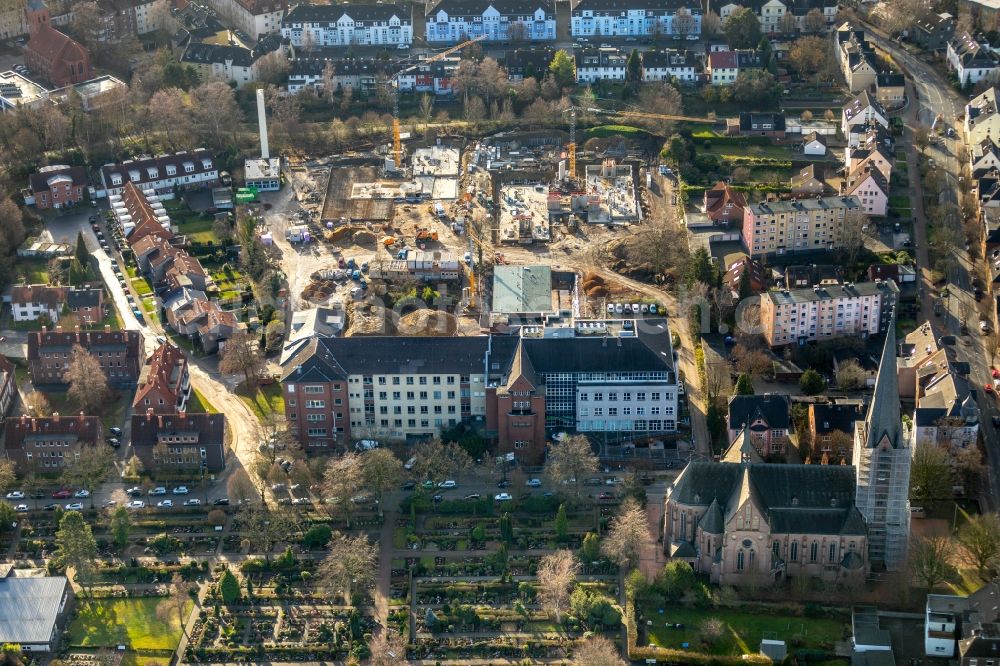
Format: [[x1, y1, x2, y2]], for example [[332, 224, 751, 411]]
[[2, 0, 1000, 662]]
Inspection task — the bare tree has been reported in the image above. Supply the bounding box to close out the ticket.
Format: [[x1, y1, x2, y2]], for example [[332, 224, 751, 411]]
[[156, 573, 194, 639], [64, 345, 110, 414], [367, 629, 407, 665], [226, 468, 257, 505], [61, 444, 115, 508], [732, 342, 771, 379], [835, 358, 867, 390], [219, 328, 264, 388], [572, 634, 626, 666], [0, 460, 14, 496], [910, 536, 956, 590], [840, 208, 869, 266], [601, 497, 649, 569], [317, 532, 377, 604], [322, 453, 363, 526], [360, 448, 403, 510], [537, 549, 580, 623], [544, 435, 599, 499], [411, 439, 473, 486], [956, 513, 1000, 578]]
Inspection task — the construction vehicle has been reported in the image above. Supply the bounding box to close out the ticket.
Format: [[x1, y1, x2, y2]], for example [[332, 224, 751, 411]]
[[382, 236, 397, 247], [388, 36, 487, 168], [562, 105, 718, 180], [415, 228, 439, 242]]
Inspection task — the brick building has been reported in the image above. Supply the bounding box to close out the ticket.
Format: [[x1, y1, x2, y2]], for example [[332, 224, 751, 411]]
[[28, 165, 87, 210], [130, 409, 226, 473], [23, 0, 91, 86], [133, 343, 191, 414], [27, 326, 144, 387], [3, 413, 102, 471]]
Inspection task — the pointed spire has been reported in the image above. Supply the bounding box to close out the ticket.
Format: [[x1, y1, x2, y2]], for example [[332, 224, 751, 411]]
[[863, 311, 901, 449]]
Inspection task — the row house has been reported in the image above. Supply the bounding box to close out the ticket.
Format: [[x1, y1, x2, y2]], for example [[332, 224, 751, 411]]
[[837, 25, 876, 93], [759, 279, 898, 347], [570, 0, 701, 38], [790, 164, 829, 196], [844, 164, 890, 217], [114, 182, 172, 243], [133, 342, 191, 414], [280, 3, 412, 47], [947, 32, 1000, 86], [500, 47, 553, 82], [130, 409, 226, 473], [425, 0, 555, 43], [180, 36, 287, 90], [713, 0, 837, 34], [726, 394, 792, 459], [100, 149, 218, 199], [200, 0, 285, 39], [706, 49, 762, 85], [640, 48, 699, 83], [966, 86, 1000, 147], [0, 355, 15, 423], [286, 56, 458, 95], [575, 47, 626, 82], [844, 140, 893, 180], [3, 413, 102, 471], [970, 137, 1000, 177], [27, 325, 144, 386], [281, 319, 679, 462], [132, 235, 212, 293], [741, 195, 863, 258], [27, 164, 86, 210], [876, 72, 905, 108], [841, 91, 889, 137]]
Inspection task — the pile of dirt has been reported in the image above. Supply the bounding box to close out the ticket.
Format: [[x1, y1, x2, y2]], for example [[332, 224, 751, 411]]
[[397, 308, 458, 336], [581, 273, 609, 298], [345, 300, 399, 336], [351, 230, 377, 245], [301, 280, 336, 303]]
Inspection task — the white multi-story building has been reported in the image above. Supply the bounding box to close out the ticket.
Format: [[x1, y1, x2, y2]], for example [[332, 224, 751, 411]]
[[425, 0, 555, 43], [99, 150, 219, 198], [966, 86, 1000, 147], [759, 280, 898, 347], [575, 47, 626, 83], [713, 0, 837, 34], [180, 39, 287, 89], [947, 32, 1000, 86], [200, 0, 285, 39], [570, 0, 701, 38], [641, 48, 699, 83], [280, 3, 412, 47]]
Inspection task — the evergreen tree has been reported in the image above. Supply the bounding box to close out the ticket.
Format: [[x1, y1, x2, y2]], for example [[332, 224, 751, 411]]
[[218, 568, 240, 604], [724, 7, 763, 49], [499, 512, 513, 546], [548, 50, 576, 88], [738, 264, 753, 300], [799, 369, 825, 395], [734, 373, 754, 395], [626, 49, 642, 83], [555, 504, 568, 542], [75, 231, 88, 265], [580, 532, 601, 563]]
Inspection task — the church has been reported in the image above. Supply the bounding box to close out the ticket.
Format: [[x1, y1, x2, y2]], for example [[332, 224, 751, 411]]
[[662, 319, 911, 585]]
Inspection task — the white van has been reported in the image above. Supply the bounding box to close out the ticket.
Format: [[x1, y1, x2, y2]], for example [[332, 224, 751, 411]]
[[404, 456, 417, 470], [355, 440, 379, 451]]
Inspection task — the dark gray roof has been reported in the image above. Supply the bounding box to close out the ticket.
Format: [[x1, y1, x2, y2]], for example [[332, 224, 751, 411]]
[[66, 286, 102, 308], [181, 42, 254, 67], [427, 0, 554, 17], [640, 49, 698, 69], [0, 575, 68, 645], [861, 315, 901, 449], [728, 394, 791, 432], [283, 3, 410, 25], [739, 112, 786, 132], [520, 335, 673, 375], [698, 498, 724, 534], [810, 401, 863, 435], [572, 0, 699, 16]]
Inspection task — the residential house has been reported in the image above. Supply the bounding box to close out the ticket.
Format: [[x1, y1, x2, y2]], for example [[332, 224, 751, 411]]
[[280, 3, 412, 47], [575, 47, 626, 83], [808, 400, 862, 460], [845, 143, 894, 183], [500, 48, 554, 82], [280, 305, 345, 364], [847, 120, 892, 150], [784, 264, 843, 288], [910, 11, 955, 51], [22, 1, 91, 86], [570, 0, 702, 38], [722, 256, 767, 296], [0, 355, 15, 422], [130, 409, 226, 472], [707, 49, 762, 85], [971, 138, 1000, 177], [759, 280, 898, 347], [790, 164, 829, 195], [875, 72, 905, 108], [163, 289, 238, 353], [114, 182, 172, 244], [133, 342, 191, 414], [10, 284, 67, 322], [95, 0, 169, 41], [27, 326, 144, 386], [726, 394, 793, 459], [0, 571, 73, 652], [425, 0, 556, 43], [713, 0, 837, 34], [65, 286, 104, 324], [947, 32, 1000, 85], [845, 164, 890, 217], [741, 195, 863, 258], [640, 48, 699, 83], [281, 319, 679, 460], [731, 111, 786, 138], [802, 131, 827, 156], [100, 150, 218, 199], [662, 461, 869, 585], [866, 263, 917, 286], [180, 37, 287, 89], [27, 165, 87, 210], [200, 0, 285, 39], [284, 57, 401, 95], [965, 86, 1000, 147], [837, 26, 877, 93], [3, 413, 102, 471], [703, 181, 747, 225], [842, 91, 889, 136]]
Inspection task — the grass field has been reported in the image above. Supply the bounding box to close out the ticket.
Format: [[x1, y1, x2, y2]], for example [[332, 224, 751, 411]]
[[68, 597, 191, 651], [133, 278, 153, 297], [17, 258, 50, 284], [45, 390, 128, 432], [187, 387, 219, 413], [643, 605, 847, 656], [237, 382, 283, 418]]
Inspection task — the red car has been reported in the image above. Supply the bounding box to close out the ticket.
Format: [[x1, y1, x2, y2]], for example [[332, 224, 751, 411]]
[[986, 384, 995, 394], [51, 489, 72, 499], [992, 368, 1000, 379]]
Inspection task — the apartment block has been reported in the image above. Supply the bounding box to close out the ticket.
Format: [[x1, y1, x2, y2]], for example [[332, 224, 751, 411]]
[[280, 3, 412, 47], [425, 0, 555, 43], [741, 195, 862, 258], [27, 325, 144, 386], [3, 413, 103, 471], [99, 149, 218, 199], [640, 48, 699, 83], [201, 0, 285, 39], [966, 87, 1000, 147], [133, 342, 191, 414], [947, 32, 1000, 85], [570, 0, 701, 38], [760, 280, 898, 347], [130, 409, 226, 473]]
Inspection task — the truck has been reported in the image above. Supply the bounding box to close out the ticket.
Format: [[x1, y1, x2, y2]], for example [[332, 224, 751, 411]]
[[415, 228, 439, 242]]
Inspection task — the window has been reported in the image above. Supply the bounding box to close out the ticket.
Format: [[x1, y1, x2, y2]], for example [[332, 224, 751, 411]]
[[810, 542, 818, 562], [305, 400, 325, 409], [637, 391, 646, 400], [828, 543, 836, 562], [737, 550, 745, 571], [593, 392, 603, 401], [790, 542, 798, 561], [304, 385, 324, 394], [609, 392, 618, 401]]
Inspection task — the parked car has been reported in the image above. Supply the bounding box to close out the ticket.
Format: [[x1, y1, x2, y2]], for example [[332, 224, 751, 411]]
[[464, 493, 481, 500], [65, 502, 84, 510], [525, 478, 542, 487], [148, 486, 167, 496], [496, 480, 510, 489], [172, 486, 189, 495], [126, 486, 142, 497], [107, 438, 120, 448], [494, 492, 513, 502], [108, 427, 122, 437], [156, 500, 173, 508], [43, 503, 59, 511], [183, 499, 202, 506], [14, 504, 28, 513], [127, 500, 146, 509], [401, 480, 416, 490], [438, 480, 457, 489], [212, 498, 230, 506], [51, 489, 72, 499], [5, 491, 24, 500], [73, 489, 90, 498]]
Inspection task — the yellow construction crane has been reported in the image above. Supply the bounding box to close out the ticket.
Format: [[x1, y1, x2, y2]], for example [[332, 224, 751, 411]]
[[563, 106, 718, 180], [390, 36, 487, 168]]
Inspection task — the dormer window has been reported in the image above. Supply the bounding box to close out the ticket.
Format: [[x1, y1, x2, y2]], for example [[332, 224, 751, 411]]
[[147, 167, 158, 179], [184, 162, 195, 173], [166, 165, 177, 176], [129, 170, 141, 182]]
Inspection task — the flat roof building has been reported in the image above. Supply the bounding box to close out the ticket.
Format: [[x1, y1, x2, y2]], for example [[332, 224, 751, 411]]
[[0, 571, 72, 652]]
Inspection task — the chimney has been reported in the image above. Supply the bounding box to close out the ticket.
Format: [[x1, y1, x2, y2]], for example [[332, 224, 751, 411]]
[[56, 325, 63, 332], [256, 88, 270, 159], [105, 324, 111, 333], [52, 412, 60, 422], [146, 408, 154, 422]]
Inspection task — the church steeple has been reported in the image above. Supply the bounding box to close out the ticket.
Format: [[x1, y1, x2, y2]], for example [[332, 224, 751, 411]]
[[861, 311, 901, 450]]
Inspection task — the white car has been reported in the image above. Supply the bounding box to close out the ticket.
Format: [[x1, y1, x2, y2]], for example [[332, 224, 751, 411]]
[[149, 487, 167, 496], [5, 491, 24, 500], [605, 477, 622, 485], [127, 500, 146, 509], [74, 489, 90, 498], [14, 504, 28, 513], [438, 480, 457, 489], [183, 498, 202, 506], [65, 502, 84, 511], [526, 478, 542, 487], [157, 499, 174, 508], [494, 493, 513, 502], [172, 486, 190, 495]]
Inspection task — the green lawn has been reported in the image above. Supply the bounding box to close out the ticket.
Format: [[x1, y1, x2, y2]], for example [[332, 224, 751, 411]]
[[237, 382, 283, 419], [643, 605, 847, 656], [16, 258, 49, 284], [177, 218, 220, 244], [704, 144, 793, 160], [44, 390, 128, 432], [68, 597, 191, 651], [888, 195, 911, 210], [132, 278, 153, 297], [187, 387, 219, 413]]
